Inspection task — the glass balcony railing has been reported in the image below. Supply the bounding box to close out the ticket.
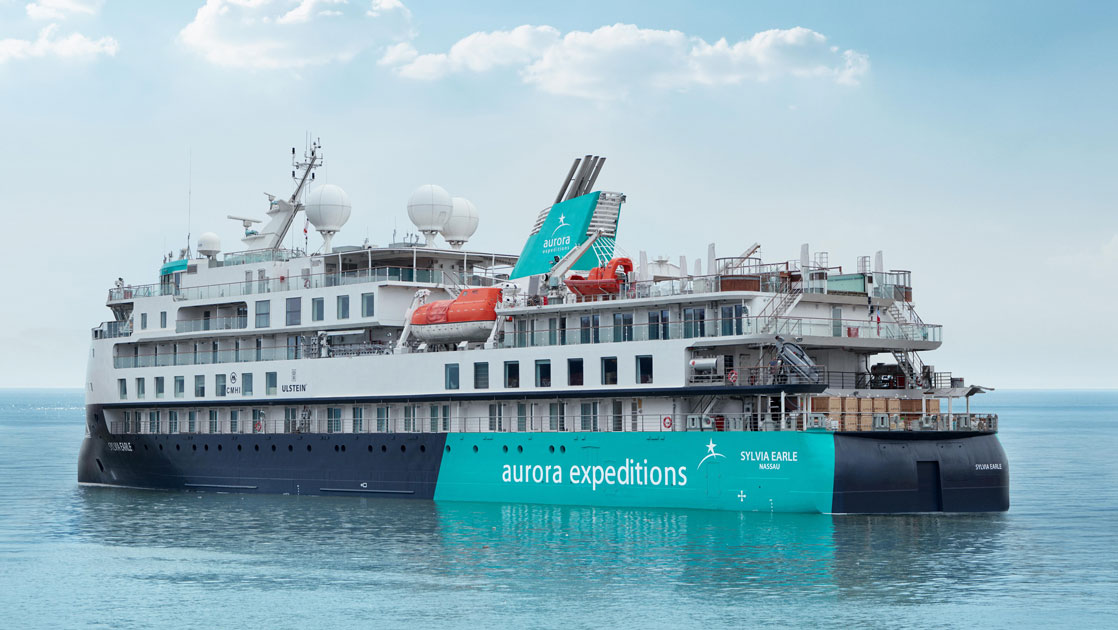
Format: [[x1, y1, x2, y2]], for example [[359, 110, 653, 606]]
[[175, 316, 248, 333]]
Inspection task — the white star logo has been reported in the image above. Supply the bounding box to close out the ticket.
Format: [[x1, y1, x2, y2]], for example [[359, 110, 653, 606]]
[[698, 439, 726, 469], [551, 213, 570, 235]]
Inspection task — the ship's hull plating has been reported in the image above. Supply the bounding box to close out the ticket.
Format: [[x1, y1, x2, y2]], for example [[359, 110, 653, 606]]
[[78, 405, 1009, 513]]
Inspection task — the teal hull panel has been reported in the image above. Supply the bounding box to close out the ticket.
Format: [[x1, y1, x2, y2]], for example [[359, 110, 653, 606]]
[[434, 432, 835, 513]]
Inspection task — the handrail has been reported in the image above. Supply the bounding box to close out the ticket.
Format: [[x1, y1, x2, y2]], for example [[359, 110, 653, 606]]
[[107, 410, 998, 436]]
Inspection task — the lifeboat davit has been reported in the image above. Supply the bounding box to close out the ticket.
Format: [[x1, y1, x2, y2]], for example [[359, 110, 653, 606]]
[[564, 257, 634, 297], [410, 287, 502, 344]]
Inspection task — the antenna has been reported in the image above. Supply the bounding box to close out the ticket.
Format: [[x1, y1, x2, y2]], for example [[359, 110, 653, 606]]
[[186, 149, 192, 259]]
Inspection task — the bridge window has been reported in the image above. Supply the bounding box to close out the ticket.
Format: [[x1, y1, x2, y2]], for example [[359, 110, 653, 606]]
[[445, 363, 460, 390]]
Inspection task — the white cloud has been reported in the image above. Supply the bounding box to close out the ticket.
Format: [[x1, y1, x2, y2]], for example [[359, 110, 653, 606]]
[[0, 23, 118, 63], [381, 23, 869, 99], [180, 0, 412, 70], [25, 0, 100, 21]]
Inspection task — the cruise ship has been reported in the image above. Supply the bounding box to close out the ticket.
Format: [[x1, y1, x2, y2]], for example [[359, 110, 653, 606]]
[[78, 142, 1009, 513]]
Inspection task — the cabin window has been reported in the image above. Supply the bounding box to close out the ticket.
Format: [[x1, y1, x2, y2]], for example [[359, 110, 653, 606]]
[[266, 371, 277, 395], [168, 410, 179, 433], [255, 338, 263, 361], [614, 313, 634, 342], [187, 410, 196, 433], [287, 335, 301, 360], [517, 403, 528, 432], [429, 405, 440, 433], [445, 363, 460, 390], [286, 297, 301, 326], [353, 407, 364, 432], [440, 404, 450, 431], [118, 378, 127, 400], [721, 304, 745, 336], [649, 310, 670, 340], [194, 375, 205, 397], [601, 357, 618, 385], [612, 400, 624, 432], [535, 360, 552, 387], [311, 298, 324, 322], [216, 374, 226, 397], [135, 377, 145, 399], [548, 318, 558, 345], [404, 405, 416, 432], [253, 409, 265, 433], [516, 319, 528, 347], [242, 373, 253, 396], [285, 407, 298, 432], [160, 311, 167, 328], [174, 376, 184, 398], [337, 295, 350, 319], [234, 339, 242, 362], [155, 377, 164, 399], [683, 307, 705, 338], [255, 300, 270, 328], [636, 355, 654, 384], [230, 409, 239, 433], [549, 402, 566, 431], [327, 408, 342, 433], [141, 313, 148, 330], [377, 406, 389, 432], [581, 402, 599, 431], [211, 341, 219, 363], [568, 358, 584, 386], [580, 316, 591, 344], [148, 411, 160, 433], [474, 362, 489, 389], [209, 410, 219, 433], [488, 403, 503, 431], [504, 361, 520, 388], [362, 293, 375, 318]]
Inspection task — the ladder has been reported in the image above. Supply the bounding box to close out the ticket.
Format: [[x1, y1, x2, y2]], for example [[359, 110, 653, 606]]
[[892, 350, 928, 389], [759, 282, 803, 334]]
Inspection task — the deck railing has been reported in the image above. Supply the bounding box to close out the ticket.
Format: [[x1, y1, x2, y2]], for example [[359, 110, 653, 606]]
[[107, 410, 998, 437]]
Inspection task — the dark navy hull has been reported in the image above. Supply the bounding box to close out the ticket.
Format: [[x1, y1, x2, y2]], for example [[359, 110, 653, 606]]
[[79, 405, 446, 498]]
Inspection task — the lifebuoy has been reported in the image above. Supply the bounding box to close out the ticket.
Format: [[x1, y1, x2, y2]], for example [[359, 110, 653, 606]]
[[728, 369, 738, 384], [303, 278, 310, 288], [253, 420, 262, 433], [662, 416, 673, 429]]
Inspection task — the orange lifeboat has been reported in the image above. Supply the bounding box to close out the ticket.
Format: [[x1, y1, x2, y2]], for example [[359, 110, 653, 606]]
[[410, 287, 502, 343], [564, 257, 634, 297]]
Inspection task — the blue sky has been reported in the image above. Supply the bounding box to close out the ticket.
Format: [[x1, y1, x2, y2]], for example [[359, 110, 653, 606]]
[[1, 0, 1116, 388]]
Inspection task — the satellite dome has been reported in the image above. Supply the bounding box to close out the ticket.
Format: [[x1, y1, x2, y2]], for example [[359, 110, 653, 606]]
[[442, 197, 479, 249], [305, 184, 352, 233], [407, 184, 452, 244], [197, 232, 221, 258]]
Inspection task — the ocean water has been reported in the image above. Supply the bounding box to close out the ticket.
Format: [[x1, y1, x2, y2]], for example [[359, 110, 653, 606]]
[[0, 390, 1115, 629]]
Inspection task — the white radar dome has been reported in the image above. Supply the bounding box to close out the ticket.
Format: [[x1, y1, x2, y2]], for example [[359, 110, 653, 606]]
[[198, 232, 221, 258], [442, 197, 479, 249], [407, 184, 452, 245], [305, 184, 352, 233]]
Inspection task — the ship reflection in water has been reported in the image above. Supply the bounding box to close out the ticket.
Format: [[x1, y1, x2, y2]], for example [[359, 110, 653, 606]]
[[72, 486, 1011, 622]]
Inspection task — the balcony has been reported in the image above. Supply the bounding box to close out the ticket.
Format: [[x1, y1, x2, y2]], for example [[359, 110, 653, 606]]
[[92, 321, 132, 340], [175, 316, 248, 334]]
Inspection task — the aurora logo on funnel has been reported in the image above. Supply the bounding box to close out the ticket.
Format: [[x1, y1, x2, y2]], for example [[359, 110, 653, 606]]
[[698, 439, 726, 469]]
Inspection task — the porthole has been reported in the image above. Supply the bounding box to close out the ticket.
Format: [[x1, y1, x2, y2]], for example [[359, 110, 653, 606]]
[[473, 445, 479, 453], [217, 444, 223, 452], [445, 445, 451, 453], [381, 445, 387, 452], [419, 444, 426, 453], [144, 444, 149, 451], [341, 445, 346, 452], [368, 445, 373, 453], [307, 444, 312, 452], [288, 444, 293, 452], [517, 445, 523, 453], [270, 444, 276, 452], [237, 444, 242, 452], [158, 444, 163, 451], [549, 445, 555, 453], [560, 445, 566, 453], [175, 444, 180, 451], [334, 445, 339, 452], [204, 444, 209, 451], [255, 444, 260, 452], [400, 444, 407, 453], [192, 444, 197, 451], [502, 445, 508, 453]]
